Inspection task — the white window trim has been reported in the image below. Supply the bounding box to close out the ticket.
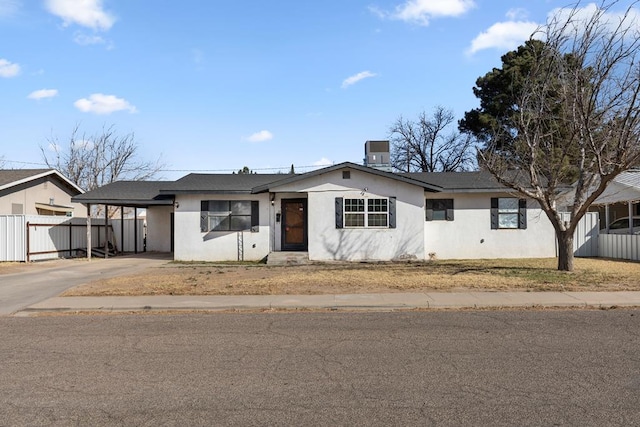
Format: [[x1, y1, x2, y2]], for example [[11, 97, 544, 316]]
[[343, 197, 389, 228]]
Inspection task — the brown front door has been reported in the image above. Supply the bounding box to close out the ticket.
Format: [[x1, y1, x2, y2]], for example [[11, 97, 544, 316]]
[[281, 199, 307, 251]]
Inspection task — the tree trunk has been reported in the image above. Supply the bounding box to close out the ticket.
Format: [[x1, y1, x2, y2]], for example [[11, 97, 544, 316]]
[[556, 231, 574, 272]]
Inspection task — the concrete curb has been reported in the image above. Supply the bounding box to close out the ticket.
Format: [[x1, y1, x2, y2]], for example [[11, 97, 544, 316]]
[[15, 291, 640, 315]]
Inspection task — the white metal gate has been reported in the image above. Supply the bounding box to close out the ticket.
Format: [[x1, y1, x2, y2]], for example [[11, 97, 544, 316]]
[[0, 215, 144, 262]]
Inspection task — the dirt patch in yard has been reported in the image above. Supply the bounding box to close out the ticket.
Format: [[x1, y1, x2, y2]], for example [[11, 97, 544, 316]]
[[61, 258, 640, 297]]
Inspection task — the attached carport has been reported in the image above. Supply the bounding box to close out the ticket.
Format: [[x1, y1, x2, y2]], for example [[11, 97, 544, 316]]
[[589, 169, 640, 233], [71, 181, 174, 259]]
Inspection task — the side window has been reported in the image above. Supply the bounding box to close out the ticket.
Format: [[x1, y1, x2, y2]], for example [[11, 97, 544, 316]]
[[426, 199, 454, 221], [200, 200, 259, 232], [491, 198, 527, 229]]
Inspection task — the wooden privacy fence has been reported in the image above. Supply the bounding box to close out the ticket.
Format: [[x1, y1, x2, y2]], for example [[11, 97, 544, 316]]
[[0, 215, 144, 262]]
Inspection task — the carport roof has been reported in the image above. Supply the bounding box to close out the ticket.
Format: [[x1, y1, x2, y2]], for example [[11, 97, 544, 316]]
[[592, 170, 640, 205], [72, 181, 174, 207]]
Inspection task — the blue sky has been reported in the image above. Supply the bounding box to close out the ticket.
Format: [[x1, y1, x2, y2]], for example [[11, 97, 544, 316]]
[[1, 0, 636, 179]]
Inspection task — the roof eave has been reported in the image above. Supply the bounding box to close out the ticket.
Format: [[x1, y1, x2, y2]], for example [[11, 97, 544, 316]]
[[160, 190, 254, 195], [0, 169, 84, 194], [71, 198, 174, 206]]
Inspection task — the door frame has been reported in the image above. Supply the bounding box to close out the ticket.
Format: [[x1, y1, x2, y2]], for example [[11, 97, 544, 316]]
[[280, 198, 308, 251]]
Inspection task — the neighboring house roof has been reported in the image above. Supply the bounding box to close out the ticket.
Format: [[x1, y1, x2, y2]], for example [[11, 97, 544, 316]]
[[592, 169, 640, 205], [251, 162, 442, 193], [72, 181, 174, 207], [0, 169, 84, 194], [160, 173, 288, 195]]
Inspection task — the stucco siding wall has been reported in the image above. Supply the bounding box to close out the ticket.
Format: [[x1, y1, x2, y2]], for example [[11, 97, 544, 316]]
[[146, 205, 173, 252], [271, 169, 426, 261], [173, 193, 270, 261], [424, 192, 556, 259], [0, 180, 85, 216]]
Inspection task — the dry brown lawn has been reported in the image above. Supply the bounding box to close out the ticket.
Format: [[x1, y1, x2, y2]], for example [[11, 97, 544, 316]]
[[61, 257, 640, 297]]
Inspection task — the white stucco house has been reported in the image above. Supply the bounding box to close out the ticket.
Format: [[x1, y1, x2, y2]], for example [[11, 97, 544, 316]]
[[72, 162, 558, 262]]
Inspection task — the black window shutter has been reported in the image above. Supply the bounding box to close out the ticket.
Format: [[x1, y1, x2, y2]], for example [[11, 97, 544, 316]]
[[425, 199, 434, 221], [518, 199, 527, 229], [251, 200, 259, 231], [490, 198, 499, 229], [388, 197, 396, 228], [335, 197, 343, 229], [446, 199, 454, 221], [200, 200, 208, 232]]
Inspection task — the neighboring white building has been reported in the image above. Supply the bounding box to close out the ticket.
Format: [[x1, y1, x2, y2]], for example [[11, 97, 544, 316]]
[[0, 169, 84, 217], [72, 162, 558, 262]]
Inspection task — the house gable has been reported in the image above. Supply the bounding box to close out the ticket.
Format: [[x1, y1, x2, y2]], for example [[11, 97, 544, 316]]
[[0, 169, 85, 216]]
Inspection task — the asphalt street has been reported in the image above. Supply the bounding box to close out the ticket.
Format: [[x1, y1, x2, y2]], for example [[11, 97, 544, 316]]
[[1, 310, 639, 426], [0, 254, 169, 315]]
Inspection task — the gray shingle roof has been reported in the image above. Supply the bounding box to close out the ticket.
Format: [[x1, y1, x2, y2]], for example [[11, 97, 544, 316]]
[[0, 169, 54, 188], [0, 168, 83, 194], [405, 171, 505, 191], [160, 173, 290, 194], [72, 181, 174, 206], [71, 165, 529, 206]]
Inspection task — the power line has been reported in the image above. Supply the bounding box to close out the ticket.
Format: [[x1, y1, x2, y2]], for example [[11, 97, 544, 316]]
[[1, 158, 341, 173]]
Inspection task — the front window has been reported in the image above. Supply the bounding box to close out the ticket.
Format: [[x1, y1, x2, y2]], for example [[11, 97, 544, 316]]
[[344, 198, 388, 228], [201, 200, 255, 232]]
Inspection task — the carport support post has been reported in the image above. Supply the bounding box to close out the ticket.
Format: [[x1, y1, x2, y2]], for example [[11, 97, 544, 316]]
[[86, 204, 92, 260], [605, 204, 610, 234], [629, 201, 634, 235], [134, 208, 138, 254], [121, 206, 124, 254], [104, 205, 109, 259]]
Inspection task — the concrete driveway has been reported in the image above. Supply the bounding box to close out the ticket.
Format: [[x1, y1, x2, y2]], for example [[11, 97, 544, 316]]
[[0, 253, 171, 316]]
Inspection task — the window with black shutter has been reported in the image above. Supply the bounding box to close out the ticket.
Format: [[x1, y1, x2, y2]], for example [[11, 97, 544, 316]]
[[490, 198, 526, 229]]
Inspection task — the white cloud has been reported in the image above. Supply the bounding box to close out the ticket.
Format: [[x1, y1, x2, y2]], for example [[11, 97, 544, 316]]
[[0, 0, 20, 17], [0, 58, 20, 77], [342, 71, 377, 89], [506, 8, 529, 21], [73, 32, 105, 45], [246, 130, 273, 143], [388, 0, 475, 25], [313, 157, 333, 167], [467, 21, 539, 55], [548, 3, 640, 37], [45, 0, 115, 31], [27, 89, 58, 100], [74, 93, 137, 114]]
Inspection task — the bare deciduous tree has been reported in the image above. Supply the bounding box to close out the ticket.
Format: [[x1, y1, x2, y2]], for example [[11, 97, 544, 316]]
[[478, 1, 640, 271], [390, 106, 475, 172], [41, 124, 164, 217]]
